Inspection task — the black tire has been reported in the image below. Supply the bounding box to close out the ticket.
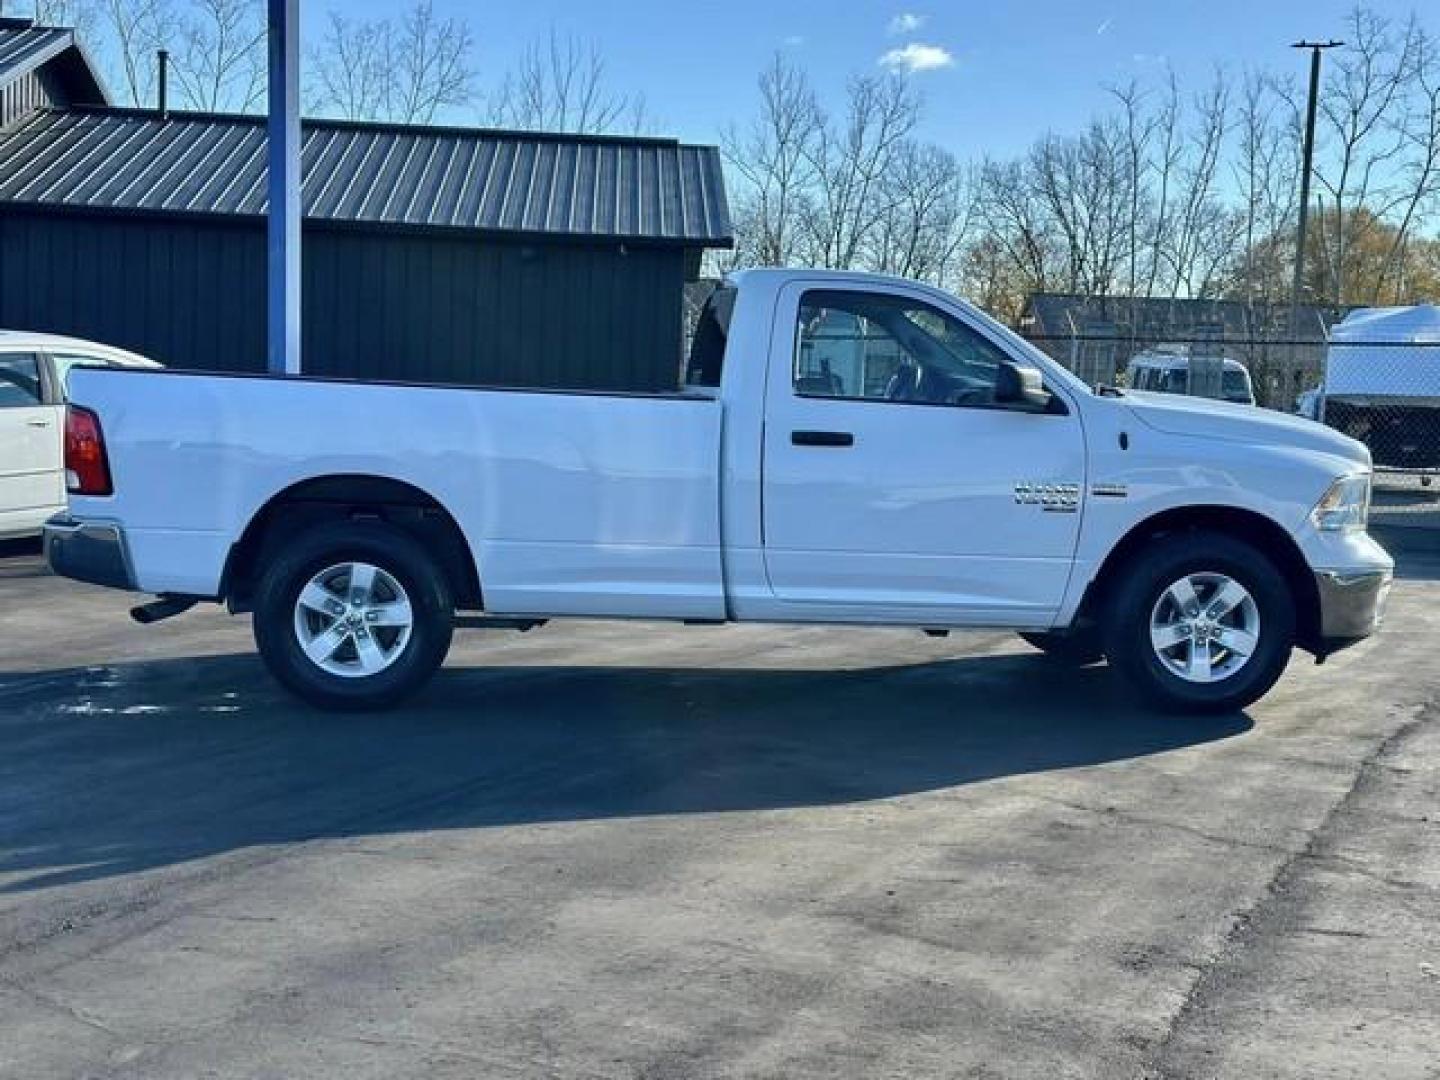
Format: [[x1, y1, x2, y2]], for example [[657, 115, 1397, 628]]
[[1018, 630, 1106, 666], [252, 520, 454, 710], [1103, 531, 1295, 714]]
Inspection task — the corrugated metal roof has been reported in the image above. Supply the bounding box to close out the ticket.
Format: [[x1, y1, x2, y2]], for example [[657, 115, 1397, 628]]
[[0, 23, 72, 87], [0, 107, 733, 246]]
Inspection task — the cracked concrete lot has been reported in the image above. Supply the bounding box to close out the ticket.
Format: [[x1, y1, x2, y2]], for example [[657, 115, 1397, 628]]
[[1, 526, 1437, 1079]]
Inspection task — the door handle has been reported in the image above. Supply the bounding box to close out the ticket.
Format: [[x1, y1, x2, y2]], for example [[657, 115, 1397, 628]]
[[791, 430, 854, 447], [26, 418, 52, 428]]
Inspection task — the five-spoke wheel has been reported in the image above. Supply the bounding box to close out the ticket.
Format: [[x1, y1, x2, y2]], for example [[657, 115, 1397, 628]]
[[1148, 572, 1260, 684], [292, 562, 415, 678], [254, 522, 454, 710], [1103, 530, 1295, 714]]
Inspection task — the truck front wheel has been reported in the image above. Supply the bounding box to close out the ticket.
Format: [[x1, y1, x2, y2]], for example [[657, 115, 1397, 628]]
[[252, 521, 454, 710], [1103, 531, 1295, 714]]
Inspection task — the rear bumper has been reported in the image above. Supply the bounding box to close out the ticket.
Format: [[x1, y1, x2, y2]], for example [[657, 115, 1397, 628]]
[[43, 516, 136, 591], [1313, 567, 1392, 655]]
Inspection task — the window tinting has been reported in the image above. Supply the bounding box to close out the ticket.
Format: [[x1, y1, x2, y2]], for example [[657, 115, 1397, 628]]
[[686, 287, 735, 388], [0, 353, 43, 408], [794, 290, 1014, 407]]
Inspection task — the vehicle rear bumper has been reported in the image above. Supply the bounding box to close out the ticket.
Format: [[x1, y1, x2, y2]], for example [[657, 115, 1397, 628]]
[[1313, 567, 1392, 655], [43, 516, 136, 591]]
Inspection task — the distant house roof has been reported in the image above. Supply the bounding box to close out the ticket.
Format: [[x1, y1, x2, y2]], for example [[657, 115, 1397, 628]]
[[1020, 292, 1350, 341], [0, 106, 733, 247], [0, 18, 108, 112]]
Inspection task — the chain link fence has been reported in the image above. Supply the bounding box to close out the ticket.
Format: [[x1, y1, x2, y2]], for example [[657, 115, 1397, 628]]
[[1023, 324, 1440, 485]]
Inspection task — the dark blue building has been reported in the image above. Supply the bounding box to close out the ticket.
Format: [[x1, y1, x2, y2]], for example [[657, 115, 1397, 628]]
[[0, 18, 732, 391]]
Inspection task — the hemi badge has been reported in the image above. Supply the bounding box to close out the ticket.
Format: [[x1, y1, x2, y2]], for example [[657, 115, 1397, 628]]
[[1092, 483, 1128, 498]]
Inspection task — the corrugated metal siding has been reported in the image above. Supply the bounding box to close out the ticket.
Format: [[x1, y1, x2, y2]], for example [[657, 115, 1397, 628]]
[[0, 211, 265, 372], [1, 68, 51, 130], [0, 211, 688, 390], [0, 109, 732, 246], [0, 26, 70, 86]]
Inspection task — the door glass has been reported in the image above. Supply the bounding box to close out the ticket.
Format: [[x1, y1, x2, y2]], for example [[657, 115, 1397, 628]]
[[794, 290, 1014, 408], [0, 353, 43, 408]]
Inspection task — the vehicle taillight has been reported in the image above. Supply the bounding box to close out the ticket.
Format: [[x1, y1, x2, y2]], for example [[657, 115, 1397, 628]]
[[65, 405, 113, 496]]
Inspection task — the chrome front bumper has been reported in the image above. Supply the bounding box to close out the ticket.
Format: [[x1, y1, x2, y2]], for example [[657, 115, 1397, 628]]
[[1314, 568, 1392, 646], [43, 516, 136, 591]]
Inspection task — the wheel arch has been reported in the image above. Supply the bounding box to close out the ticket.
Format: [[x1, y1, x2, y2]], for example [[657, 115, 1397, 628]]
[[222, 474, 482, 612], [1080, 504, 1322, 652]]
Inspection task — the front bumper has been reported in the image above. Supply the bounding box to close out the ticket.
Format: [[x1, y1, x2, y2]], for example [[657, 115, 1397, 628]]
[[43, 516, 136, 591], [1313, 567, 1392, 654]]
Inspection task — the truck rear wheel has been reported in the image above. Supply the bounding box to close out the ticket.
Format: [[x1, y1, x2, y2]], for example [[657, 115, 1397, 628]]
[[1103, 531, 1294, 714], [252, 521, 454, 710]]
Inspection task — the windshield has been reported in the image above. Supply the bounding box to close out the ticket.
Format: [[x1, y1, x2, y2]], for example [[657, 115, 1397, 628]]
[[1222, 369, 1253, 403]]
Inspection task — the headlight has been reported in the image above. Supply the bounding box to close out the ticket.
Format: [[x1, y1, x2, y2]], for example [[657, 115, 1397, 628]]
[[1311, 473, 1372, 532]]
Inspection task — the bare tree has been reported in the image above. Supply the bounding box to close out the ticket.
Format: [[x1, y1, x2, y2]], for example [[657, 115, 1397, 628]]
[[1108, 80, 1158, 296], [24, 0, 97, 32], [1156, 74, 1237, 297], [487, 29, 646, 135], [868, 142, 975, 284], [721, 54, 822, 266], [308, 0, 475, 125], [974, 156, 1059, 303], [168, 0, 264, 113], [1377, 22, 1440, 300], [1025, 120, 1132, 296], [1312, 7, 1419, 304], [94, 0, 174, 107], [1230, 71, 1302, 309], [802, 73, 920, 269]]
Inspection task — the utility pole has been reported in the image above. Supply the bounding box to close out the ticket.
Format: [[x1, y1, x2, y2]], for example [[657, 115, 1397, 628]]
[[1290, 39, 1342, 332], [267, 0, 301, 375]]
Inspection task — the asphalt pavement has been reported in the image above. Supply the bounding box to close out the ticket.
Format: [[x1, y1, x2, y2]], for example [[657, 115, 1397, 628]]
[[0, 528, 1436, 1079]]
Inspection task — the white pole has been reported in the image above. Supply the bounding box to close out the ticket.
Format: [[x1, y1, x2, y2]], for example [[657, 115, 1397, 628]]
[[266, 0, 301, 375]]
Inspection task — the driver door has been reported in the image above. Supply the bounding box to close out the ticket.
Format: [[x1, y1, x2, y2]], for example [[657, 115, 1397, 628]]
[[0, 351, 63, 536], [761, 282, 1087, 625]]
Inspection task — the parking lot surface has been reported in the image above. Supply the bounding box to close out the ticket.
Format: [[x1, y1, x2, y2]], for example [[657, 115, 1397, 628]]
[[2, 529, 1437, 1080]]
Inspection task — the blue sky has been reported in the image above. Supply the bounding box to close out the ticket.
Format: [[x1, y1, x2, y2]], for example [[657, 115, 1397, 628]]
[[322, 0, 1430, 153]]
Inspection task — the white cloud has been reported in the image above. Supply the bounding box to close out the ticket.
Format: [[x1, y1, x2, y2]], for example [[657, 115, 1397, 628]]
[[878, 42, 954, 74], [783, 34, 806, 47], [887, 13, 927, 35]]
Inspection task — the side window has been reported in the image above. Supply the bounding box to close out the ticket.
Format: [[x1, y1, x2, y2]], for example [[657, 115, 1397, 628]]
[[686, 287, 735, 388], [794, 290, 1014, 407], [0, 353, 44, 409], [50, 353, 112, 400]]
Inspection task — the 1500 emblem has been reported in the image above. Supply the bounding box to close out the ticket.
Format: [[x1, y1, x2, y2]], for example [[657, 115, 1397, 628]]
[[1014, 481, 1080, 512]]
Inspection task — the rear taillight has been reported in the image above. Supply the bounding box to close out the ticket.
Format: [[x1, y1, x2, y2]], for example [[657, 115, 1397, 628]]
[[65, 405, 113, 496]]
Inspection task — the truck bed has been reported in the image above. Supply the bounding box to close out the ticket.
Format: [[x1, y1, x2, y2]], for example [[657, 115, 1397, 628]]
[[66, 367, 728, 619]]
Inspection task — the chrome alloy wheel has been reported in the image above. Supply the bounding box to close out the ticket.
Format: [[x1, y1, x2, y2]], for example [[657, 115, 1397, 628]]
[[292, 562, 414, 678], [1149, 572, 1261, 684]]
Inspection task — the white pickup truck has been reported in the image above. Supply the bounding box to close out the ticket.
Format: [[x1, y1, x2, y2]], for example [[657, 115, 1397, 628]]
[[45, 269, 1392, 714]]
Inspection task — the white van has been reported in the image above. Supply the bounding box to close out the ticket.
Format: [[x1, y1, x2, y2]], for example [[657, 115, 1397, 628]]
[[1127, 349, 1256, 406], [0, 332, 161, 539]]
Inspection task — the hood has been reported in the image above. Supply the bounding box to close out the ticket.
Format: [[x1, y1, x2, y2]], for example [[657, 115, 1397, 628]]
[[1122, 391, 1370, 468]]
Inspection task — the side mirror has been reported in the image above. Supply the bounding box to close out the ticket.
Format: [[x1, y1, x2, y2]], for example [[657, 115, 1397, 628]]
[[994, 361, 1051, 411]]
